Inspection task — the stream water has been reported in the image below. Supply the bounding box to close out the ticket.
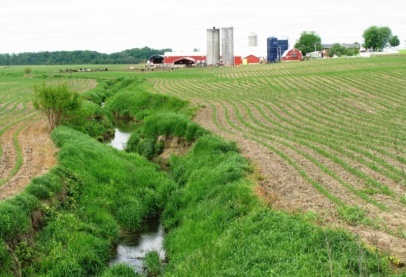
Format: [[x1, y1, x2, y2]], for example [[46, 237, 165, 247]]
[[108, 120, 136, 150], [108, 122, 165, 273], [108, 217, 165, 274]]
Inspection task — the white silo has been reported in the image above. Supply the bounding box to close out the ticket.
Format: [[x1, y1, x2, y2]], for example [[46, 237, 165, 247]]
[[221, 27, 234, 65], [207, 27, 220, 66], [248, 32, 257, 47]]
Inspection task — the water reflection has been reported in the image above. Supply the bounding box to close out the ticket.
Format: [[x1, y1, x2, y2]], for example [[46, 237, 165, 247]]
[[109, 219, 165, 274], [109, 129, 131, 150], [108, 120, 138, 150]]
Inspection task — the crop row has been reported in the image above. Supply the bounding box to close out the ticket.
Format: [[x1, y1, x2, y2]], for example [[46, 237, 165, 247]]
[[0, 75, 97, 193], [149, 57, 406, 239]]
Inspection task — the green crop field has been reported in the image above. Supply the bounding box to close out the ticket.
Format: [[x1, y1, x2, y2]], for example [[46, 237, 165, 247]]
[[1, 57, 406, 275], [145, 56, 406, 261]]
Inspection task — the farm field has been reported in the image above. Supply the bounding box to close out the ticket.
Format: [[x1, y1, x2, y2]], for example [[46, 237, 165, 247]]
[[146, 56, 406, 261], [0, 68, 98, 200], [1, 56, 406, 271]]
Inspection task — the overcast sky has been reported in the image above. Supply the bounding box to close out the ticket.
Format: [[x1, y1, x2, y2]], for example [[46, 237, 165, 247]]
[[1, 0, 404, 54]]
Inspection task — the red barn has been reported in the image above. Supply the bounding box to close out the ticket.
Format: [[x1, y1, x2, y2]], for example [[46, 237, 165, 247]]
[[164, 52, 206, 65], [281, 49, 303, 61], [244, 54, 261, 64]]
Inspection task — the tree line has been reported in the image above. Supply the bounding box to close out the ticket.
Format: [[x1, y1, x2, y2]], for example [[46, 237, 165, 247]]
[[294, 26, 400, 57], [0, 47, 172, 65]]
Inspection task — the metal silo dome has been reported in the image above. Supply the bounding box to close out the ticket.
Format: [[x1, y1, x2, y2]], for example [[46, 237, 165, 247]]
[[248, 32, 257, 47]]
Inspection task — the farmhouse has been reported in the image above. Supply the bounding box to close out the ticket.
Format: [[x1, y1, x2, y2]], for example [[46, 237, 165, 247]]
[[281, 48, 303, 61]]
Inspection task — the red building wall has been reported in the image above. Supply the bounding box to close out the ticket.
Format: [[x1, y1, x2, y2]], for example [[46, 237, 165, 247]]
[[164, 55, 206, 64], [234, 56, 242, 65]]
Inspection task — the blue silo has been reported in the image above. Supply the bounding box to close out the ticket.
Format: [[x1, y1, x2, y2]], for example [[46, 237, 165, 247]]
[[267, 37, 278, 63]]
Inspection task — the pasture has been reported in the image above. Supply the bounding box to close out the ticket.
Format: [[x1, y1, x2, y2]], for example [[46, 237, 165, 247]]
[[1, 56, 406, 274]]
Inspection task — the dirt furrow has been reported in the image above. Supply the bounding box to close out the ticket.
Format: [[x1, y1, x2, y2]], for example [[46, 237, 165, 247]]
[[0, 118, 57, 201]]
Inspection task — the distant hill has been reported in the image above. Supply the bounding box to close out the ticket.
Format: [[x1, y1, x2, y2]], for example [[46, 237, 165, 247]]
[[0, 47, 172, 65]]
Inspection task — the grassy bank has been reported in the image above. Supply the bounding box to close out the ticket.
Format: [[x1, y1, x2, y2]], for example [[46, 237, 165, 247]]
[[0, 125, 176, 276], [162, 135, 389, 276], [104, 88, 188, 121]]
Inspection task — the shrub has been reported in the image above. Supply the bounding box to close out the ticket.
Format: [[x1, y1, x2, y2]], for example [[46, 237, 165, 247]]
[[32, 81, 82, 130], [24, 67, 32, 76]]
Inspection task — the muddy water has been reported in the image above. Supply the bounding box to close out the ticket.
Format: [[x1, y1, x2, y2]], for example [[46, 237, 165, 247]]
[[108, 121, 165, 273]]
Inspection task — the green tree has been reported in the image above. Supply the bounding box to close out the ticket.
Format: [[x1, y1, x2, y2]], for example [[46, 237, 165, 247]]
[[32, 82, 82, 130], [363, 26, 392, 51], [328, 43, 345, 57], [328, 43, 359, 57], [294, 31, 322, 56], [24, 67, 32, 76], [389, 35, 400, 47]]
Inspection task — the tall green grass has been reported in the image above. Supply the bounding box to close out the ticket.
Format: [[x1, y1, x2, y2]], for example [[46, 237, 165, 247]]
[[161, 134, 389, 276], [104, 83, 188, 121], [81, 77, 144, 105], [63, 100, 115, 140], [1, 126, 176, 276], [126, 112, 209, 159]]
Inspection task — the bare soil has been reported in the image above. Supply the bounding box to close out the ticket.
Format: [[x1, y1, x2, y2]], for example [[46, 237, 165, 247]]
[[0, 118, 57, 201]]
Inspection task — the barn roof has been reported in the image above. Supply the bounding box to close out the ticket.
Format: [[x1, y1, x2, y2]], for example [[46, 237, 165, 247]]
[[164, 51, 205, 57], [281, 48, 301, 57], [148, 54, 164, 59]]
